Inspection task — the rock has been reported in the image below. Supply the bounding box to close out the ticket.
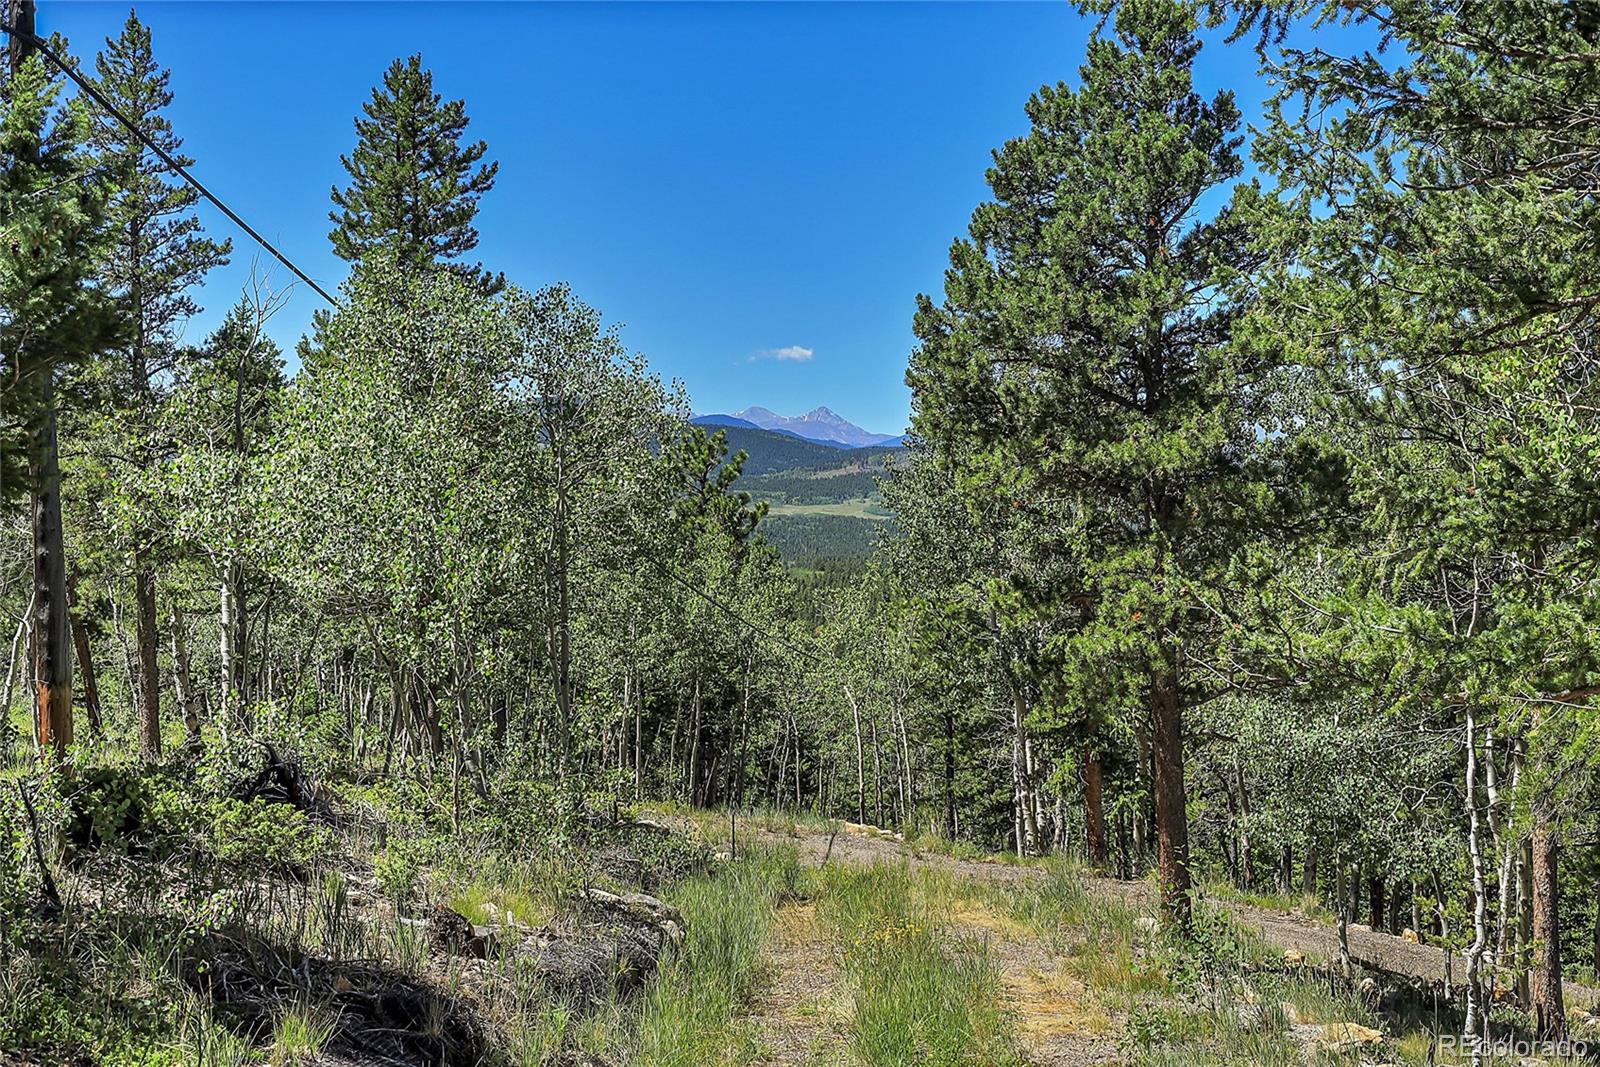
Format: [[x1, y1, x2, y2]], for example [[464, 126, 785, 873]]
[[518, 888, 689, 1005], [1315, 1022, 1384, 1051], [471, 924, 501, 957], [1135, 916, 1161, 936], [1282, 948, 1307, 967], [576, 887, 687, 947], [1401, 927, 1422, 944], [1234, 999, 1283, 1032]]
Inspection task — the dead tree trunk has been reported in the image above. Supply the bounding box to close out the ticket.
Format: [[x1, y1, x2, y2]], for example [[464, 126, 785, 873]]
[[66, 581, 102, 741]]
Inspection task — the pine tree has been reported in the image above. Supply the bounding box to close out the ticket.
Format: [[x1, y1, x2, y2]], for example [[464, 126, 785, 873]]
[[82, 11, 230, 761], [1254, 0, 1600, 1039], [329, 54, 500, 290], [906, 0, 1274, 927], [1, 39, 122, 756]]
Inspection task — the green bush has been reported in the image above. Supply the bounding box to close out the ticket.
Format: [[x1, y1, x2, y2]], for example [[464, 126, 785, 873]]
[[209, 799, 329, 873]]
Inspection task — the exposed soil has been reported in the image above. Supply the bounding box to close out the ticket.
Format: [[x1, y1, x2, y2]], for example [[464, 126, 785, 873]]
[[949, 897, 1119, 1067], [728, 822, 1118, 1065], [748, 902, 847, 1066]]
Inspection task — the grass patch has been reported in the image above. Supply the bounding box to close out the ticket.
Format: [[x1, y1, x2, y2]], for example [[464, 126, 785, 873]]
[[818, 862, 1022, 1066], [269, 1002, 336, 1065], [763, 498, 893, 519], [1002, 858, 1169, 999], [1202, 879, 1333, 924], [449, 878, 558, 930], [630, 845, 804, 1067]]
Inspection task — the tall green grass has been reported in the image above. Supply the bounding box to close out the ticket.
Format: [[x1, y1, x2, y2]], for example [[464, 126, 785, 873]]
[[817, 863, 1022, 1067], [630, 845, 804, 1067]]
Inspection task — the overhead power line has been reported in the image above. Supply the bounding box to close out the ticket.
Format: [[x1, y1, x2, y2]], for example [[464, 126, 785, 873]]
[[644, 553, 826, 666], [0, 17, 338, 306]]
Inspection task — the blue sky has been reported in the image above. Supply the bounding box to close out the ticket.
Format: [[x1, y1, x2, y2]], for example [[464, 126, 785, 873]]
[[43, 2, 1366, 436]]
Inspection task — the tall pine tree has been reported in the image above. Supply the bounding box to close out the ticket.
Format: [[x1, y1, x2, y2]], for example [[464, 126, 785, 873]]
[[329, 54, 499, 291], [82, 11, 229, 760], [1, 27, 122, 756], [907, 0, 1274, 927]]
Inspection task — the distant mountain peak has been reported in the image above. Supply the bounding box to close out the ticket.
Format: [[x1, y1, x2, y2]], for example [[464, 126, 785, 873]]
[[725, 405, 898, 448]]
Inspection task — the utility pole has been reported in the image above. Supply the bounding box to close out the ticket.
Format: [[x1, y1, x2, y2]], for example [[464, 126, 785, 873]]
[[9, 0, 75, 759]]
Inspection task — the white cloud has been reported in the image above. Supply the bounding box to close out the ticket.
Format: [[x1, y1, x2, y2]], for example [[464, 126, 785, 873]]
[[751, 344, 814, 363]]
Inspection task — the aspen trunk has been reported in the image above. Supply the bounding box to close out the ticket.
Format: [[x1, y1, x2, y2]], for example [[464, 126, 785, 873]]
[[633, 665, 644, 802], [1463, 710, 1489, 1067], [687, 675, 702, 804], [2, 593, 33, 727], [551, 487, 573, 769], [1519, 838, 1534, 1007], [169, 607, 200, 742], [218, 558, 247, 725], [1592, 880, 1600, 993], [1011, 684, 1039, 856], [895, 696, 914, 829], [1234, 761, 1255, 890], [1335, 856, 1352, 975], [943, 707, 956, 839], [870, 714, 884, 826], [132, 552, 161, 760], [845, 683, 866, 824]]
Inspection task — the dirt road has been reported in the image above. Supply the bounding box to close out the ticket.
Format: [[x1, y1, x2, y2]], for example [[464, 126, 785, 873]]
[[715, 817, 1598, 1064]]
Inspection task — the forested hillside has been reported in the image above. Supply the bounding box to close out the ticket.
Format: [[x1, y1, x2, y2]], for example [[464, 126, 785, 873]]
[[4, 0, 1600, 1064], [730, 437, 901, 569]]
